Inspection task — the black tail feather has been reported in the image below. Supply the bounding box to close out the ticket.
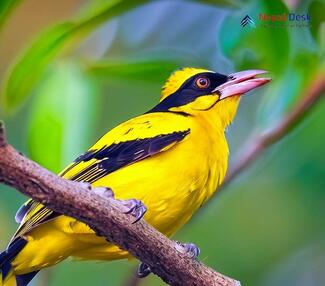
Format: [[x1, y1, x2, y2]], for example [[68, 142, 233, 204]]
[[16, 271, 39, 286], [0, 237, 28, 282], [1, 262, 12, 281]]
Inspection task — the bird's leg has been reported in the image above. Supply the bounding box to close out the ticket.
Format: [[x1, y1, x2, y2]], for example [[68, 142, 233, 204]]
[[118, 199, 147, 224], [137, 262, 151, 278], [92, 185, 146, 223], [174, 241, 201, 259]]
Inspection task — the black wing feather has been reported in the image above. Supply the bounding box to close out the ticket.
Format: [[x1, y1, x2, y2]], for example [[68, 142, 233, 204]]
[[15, 200, 35, 224], [70, 129, 190, 183], [12, 129, 190, 239]]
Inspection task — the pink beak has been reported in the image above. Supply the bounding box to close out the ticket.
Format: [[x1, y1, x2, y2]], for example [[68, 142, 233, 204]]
[[213, 70, 271, 100]]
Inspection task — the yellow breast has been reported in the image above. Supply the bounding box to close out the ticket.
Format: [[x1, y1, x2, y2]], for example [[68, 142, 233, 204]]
[[89, 116, 228, 237]]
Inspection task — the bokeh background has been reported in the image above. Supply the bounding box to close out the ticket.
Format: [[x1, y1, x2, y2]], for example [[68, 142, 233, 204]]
[[0, 0, 324, 285]]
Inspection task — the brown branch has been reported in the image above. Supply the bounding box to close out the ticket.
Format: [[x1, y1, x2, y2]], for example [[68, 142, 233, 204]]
[[0, 121, 7, 147], [0, 121, 240, 286], [123, 271, 143, 286], [223, 73, 325, 186]]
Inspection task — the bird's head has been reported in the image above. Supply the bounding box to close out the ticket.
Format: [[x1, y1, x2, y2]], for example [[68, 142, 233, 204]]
[[149, 67, 271, 128]]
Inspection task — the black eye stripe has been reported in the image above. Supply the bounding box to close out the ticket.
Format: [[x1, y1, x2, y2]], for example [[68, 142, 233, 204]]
[[147, 71, 228, 114]]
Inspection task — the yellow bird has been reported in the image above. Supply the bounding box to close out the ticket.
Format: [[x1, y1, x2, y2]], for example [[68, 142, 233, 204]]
[[0, 67, 270, 286]]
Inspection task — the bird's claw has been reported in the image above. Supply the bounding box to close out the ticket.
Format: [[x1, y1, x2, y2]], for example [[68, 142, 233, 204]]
[[89, 186, 146, 223], [120, 199, 147, 223], [137, 262, 151, 278], [175, 241, 200, 259], [137, 242, 200, 280], [92, 186, 115, 199]]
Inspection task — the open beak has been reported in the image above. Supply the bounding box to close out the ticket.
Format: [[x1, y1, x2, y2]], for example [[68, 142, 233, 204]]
[[213, 70, 271, 100]]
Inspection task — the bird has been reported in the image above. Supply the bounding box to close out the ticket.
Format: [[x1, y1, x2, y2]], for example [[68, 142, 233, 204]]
[[0, 67, 270, 286]]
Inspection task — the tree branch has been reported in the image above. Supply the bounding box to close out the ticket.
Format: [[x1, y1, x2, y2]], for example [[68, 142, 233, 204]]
[[0, 121, 240, 286], [0, 121, 7, 147]]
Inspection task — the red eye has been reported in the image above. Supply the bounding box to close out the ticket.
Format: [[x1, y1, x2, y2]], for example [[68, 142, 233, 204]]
[[195, 77, 210, 89]]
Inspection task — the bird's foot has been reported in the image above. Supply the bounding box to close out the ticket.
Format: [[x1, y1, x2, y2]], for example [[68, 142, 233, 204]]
[[91, 186, 146, 223], [136, 241, 200, 279], [119, 199, 147, 223], [175, 241, 200, 259], [137, 262, 151, 278], [92, 186, 115, 198]]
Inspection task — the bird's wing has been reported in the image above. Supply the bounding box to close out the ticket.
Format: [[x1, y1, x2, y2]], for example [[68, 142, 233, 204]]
[[12, 113, 191, 239]]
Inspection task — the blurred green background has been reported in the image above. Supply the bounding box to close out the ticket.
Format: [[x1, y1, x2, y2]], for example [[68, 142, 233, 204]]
[[0, 0, 324, 285]]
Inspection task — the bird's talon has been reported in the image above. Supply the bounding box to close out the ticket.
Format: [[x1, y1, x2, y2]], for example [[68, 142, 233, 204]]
[[137, 262, 151, 278], [79, 182, 92, 190], [175, 241, 200, 259], [93, 186, 114, 199], [123, 199, 138, 214], [133, 204, 147, 224], [120, 199, 147, 223]]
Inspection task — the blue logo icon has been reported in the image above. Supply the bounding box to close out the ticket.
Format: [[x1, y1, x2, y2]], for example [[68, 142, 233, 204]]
[[241, 15, 256, 27]]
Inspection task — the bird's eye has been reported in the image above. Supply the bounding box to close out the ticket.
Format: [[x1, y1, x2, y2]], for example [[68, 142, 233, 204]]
[[195, 77, 210, 89]]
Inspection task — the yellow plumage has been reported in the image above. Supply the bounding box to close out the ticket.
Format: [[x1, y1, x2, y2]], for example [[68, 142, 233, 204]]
[[1, 67, 270, 285]]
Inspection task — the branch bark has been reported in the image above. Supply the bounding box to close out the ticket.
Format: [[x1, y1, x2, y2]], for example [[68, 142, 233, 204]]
[[0, 121, 240, 286]]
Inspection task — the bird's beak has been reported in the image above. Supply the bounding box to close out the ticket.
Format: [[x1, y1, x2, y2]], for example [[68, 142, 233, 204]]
[[213, 70, 271, 100]]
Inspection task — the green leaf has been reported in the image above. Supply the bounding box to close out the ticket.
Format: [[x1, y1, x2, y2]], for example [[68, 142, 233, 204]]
[[27, 62, 98, 173], [86, 58, 183, 83], [1, 0, 150, 113], [308, 0, 325, 43], [0, 0, 22, 30], [320, 23, 325, 66]]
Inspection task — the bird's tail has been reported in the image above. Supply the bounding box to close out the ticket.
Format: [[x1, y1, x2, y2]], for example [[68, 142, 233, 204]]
[[0, 238, 38, 286]]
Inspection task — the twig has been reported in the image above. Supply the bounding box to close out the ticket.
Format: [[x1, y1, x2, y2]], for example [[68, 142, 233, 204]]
[[123, 271, 142, 286], [36, 269, 52, 286], [0, 124, 240, 286], [0, 121, 7, 147]]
